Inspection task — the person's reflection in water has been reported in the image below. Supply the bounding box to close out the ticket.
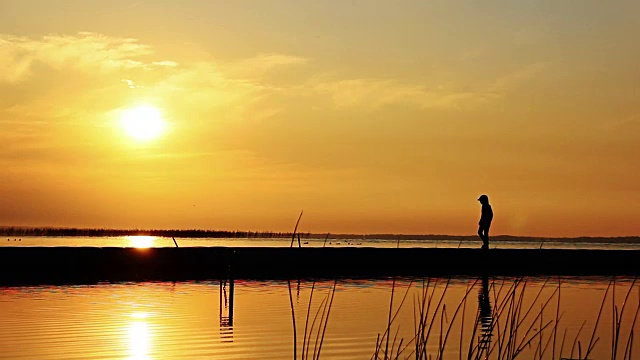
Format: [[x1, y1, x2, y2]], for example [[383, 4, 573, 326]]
[[219, 278, 234, 342], [477, 275, 493, 357]]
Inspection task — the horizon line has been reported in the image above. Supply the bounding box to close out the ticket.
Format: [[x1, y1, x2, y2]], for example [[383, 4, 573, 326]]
[[1, 226, 639, 240]]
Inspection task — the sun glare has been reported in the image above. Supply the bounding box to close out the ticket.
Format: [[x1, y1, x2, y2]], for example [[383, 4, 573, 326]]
[[128, 236, 156, 248], [127, 318, 151, 359], [120, 105, 166, 141]]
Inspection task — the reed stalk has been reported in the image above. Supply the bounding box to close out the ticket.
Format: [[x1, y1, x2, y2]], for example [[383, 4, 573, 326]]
[[552, 277, 561, 360], [610, 278, 637, 360], [288, 279, 298, 360], [290, 210, 303, 248], [623, 287, 640, 359], [374, 279, 415, 359]]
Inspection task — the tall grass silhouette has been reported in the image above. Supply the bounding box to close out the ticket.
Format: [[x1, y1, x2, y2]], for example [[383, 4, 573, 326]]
[[288, 211, 337, 360], [371, 276, 639, 360], [289, 279, 337, 360]]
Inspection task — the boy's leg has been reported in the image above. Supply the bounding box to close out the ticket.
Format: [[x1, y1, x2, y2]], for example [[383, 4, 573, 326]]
[[478, 226, 489, 249], [478, 227, 487, 249], [483, 226, 490, 248]]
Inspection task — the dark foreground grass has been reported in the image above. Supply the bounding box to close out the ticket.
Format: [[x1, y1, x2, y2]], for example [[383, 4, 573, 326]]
[[287, 276, 640, 359], [289, 279, 337, 360], [368, 276, 640, 360]]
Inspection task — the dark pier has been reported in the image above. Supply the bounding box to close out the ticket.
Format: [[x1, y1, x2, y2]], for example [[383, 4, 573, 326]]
[[0, 247, 638, 285]]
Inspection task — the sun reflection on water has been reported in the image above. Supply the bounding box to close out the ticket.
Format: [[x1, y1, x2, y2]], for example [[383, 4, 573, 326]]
[[127, 236, 157, 249], [127, 312, 152, 360]]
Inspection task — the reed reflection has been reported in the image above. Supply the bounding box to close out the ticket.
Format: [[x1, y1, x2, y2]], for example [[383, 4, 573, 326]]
[[219, 278, 234, 342], [127, 312, 152, 360], [477, 275, 493, 358]]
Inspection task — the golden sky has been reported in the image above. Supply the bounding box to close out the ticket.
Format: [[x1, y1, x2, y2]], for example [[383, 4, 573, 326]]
[[1, 1, 639, 236]]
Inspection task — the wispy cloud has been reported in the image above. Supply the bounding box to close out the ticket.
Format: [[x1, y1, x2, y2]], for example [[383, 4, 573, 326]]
[[310, 62, 548, 111], [0, 32, 306, 124], [607, 113, 640, 135], [149, 62, 265, 115], [0, 32, 175, 83], [313, 78, 497, 110], [0, 36, 34, 83], [0, 31, 550, 128], [489, 62, 548, 92], [151, 60, 178, 67], [223, 53, 309, 80]]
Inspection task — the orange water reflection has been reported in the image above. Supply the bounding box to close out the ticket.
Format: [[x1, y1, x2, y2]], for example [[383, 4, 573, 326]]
[[127, 236, 157, 249], [0, 278, 638, 359], [127, 312, 152, 360]]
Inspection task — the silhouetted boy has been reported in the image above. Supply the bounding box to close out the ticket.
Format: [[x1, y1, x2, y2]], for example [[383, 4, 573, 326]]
[[477, 195, 493, 249]]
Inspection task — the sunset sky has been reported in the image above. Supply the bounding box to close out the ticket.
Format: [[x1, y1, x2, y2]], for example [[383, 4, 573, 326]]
[[1, 1, 639, 236]]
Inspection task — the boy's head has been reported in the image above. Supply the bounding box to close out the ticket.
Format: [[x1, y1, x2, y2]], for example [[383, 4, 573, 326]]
[[477, 194, 489, 204]]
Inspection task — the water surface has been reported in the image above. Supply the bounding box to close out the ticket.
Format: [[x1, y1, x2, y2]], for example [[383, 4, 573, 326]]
[[2, 235, 640, 250], [1, 277, 638, 359]]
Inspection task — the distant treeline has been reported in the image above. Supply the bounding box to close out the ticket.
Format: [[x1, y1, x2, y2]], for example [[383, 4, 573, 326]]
[[0, 227, 304, 238], [0, 227, 638, 243]]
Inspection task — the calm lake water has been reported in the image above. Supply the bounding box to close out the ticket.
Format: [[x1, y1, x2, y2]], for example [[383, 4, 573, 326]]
[[1, 277, 638, 359], [1, 237, 639, 358], [2, 235, 640, 250]]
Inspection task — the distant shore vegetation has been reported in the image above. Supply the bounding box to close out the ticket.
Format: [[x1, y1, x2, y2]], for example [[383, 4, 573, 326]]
[[0, 227, 639, 243], [0, 227, 291, 238]]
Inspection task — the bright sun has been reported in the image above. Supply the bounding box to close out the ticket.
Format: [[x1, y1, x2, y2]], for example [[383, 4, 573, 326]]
[[120, 105, 166, 141]]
